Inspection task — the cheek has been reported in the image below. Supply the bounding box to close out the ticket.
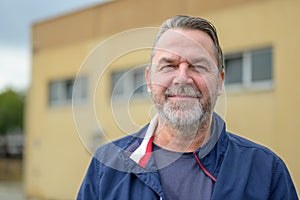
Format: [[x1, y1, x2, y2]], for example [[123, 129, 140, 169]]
[[150, 83, 167, 106], [150, 72, 173, 92], [151, 83, 165, 96], [194, 75, 219, 98]]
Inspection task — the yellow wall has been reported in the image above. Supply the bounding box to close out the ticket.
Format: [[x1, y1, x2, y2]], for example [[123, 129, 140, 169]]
[[208, 0, 300, 188], [25, 0, 299, 199]]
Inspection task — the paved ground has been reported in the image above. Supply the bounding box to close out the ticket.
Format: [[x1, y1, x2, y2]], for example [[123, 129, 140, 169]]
[[0, 181, 24, 200], [0, 158, 24, 199]]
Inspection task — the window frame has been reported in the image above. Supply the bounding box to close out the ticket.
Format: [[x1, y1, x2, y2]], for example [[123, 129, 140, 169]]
[[111, 65, 148, 102], [48, 76, 88, 107], [224, 47, 273, 92]]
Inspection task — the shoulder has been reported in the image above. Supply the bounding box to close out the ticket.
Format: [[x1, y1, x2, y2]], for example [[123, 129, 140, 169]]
[[225, 131, 281, 161], [221, 131, 292, 179], [92, 124, 149, 168], [95, 123, 149, 155], [225, 132, 298, 198], [213, 132, 298, 199]]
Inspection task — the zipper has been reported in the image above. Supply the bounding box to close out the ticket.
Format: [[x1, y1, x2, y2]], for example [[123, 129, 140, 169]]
[[193, 152, 217, 182]]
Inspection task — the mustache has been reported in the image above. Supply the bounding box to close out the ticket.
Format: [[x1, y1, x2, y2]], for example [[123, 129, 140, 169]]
[[164, 85, 202, 99]]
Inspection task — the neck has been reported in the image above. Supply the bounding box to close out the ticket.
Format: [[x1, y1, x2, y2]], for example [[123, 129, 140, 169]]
[[153, 114, 212, 152]]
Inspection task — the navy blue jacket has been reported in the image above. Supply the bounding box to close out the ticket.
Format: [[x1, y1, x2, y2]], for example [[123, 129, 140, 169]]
[[77, 116, 298, 200]]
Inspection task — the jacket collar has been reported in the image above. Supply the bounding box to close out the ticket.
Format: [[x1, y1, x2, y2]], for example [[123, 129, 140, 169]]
[[197, 112, 224, 158], [129, 115, 158, 168], [123, 112, 227, 175]]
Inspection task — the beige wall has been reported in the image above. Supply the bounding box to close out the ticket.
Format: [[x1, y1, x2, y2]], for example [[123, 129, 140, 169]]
[[208, 0, 300, 187], [25, 0, 299, 199]]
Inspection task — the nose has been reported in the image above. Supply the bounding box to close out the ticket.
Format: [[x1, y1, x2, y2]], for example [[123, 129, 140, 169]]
[[172, 63, 193, 85]]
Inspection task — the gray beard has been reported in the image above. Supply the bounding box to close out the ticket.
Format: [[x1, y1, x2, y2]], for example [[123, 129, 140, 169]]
[[156, 99, 208, 137], [151, 84, 215, 137]]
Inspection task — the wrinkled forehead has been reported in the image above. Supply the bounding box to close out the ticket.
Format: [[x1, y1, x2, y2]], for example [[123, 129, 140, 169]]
[[153, 29, 218, 67]]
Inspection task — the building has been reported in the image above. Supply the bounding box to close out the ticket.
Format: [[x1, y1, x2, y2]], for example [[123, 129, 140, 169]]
[[25, 0, 300, 199]]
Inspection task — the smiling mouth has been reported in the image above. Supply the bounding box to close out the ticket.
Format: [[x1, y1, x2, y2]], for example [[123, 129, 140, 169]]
[[165, 94, 200, 101], [164, 85, 202, 100]]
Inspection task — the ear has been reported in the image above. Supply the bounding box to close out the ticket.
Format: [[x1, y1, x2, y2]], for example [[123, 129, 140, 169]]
[[145, 67, 151, 93], [217, 70, 225, 96]]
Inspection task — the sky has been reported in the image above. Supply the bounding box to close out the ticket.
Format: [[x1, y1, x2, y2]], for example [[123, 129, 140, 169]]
[[0, 0, 108, 93]]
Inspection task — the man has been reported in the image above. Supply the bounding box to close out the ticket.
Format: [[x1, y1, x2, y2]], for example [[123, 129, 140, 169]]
[[77, 15, 298, 199]]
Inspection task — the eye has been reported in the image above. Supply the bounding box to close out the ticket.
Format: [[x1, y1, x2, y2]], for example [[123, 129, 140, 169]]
[[161, 64, 177, 71], [190, 64, 207, 73]]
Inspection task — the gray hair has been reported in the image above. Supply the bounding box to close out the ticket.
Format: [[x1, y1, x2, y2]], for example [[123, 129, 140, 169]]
[[150, 15, 224, 73]]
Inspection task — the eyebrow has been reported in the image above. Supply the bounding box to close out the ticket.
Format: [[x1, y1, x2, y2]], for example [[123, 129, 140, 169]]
[[156, 56, 214, 67], [158, 57, 177, 64], [190, 57, 209, 64]]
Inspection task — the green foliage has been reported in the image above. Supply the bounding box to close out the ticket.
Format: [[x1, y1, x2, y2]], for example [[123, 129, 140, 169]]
[[0, 89, 24, 135]]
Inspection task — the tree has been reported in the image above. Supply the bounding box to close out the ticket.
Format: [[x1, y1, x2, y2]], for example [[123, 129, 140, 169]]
[[0, 89, 24, 135]]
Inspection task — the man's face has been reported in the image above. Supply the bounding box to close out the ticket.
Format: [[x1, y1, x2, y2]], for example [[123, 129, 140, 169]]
[[146, 28, 224, 131]]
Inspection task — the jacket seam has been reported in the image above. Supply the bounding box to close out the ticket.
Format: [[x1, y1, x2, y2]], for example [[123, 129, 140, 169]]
[[96, 158, 102, 198]]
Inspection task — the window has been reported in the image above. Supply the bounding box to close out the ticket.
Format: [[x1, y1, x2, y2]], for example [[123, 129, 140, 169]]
[[225, 47, 273, 90], [251, 48, 273, 82], [111, 70, 126, 96], [225, 53, 243, 85], [133, 68, 148, 95], [48, 76, 88, 106], [111, 66, 148, 100]]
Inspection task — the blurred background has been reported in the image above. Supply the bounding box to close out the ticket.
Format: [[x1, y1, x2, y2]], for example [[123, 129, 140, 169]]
[[0, 1, 107, 199], [1, 0, 299, 199]]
